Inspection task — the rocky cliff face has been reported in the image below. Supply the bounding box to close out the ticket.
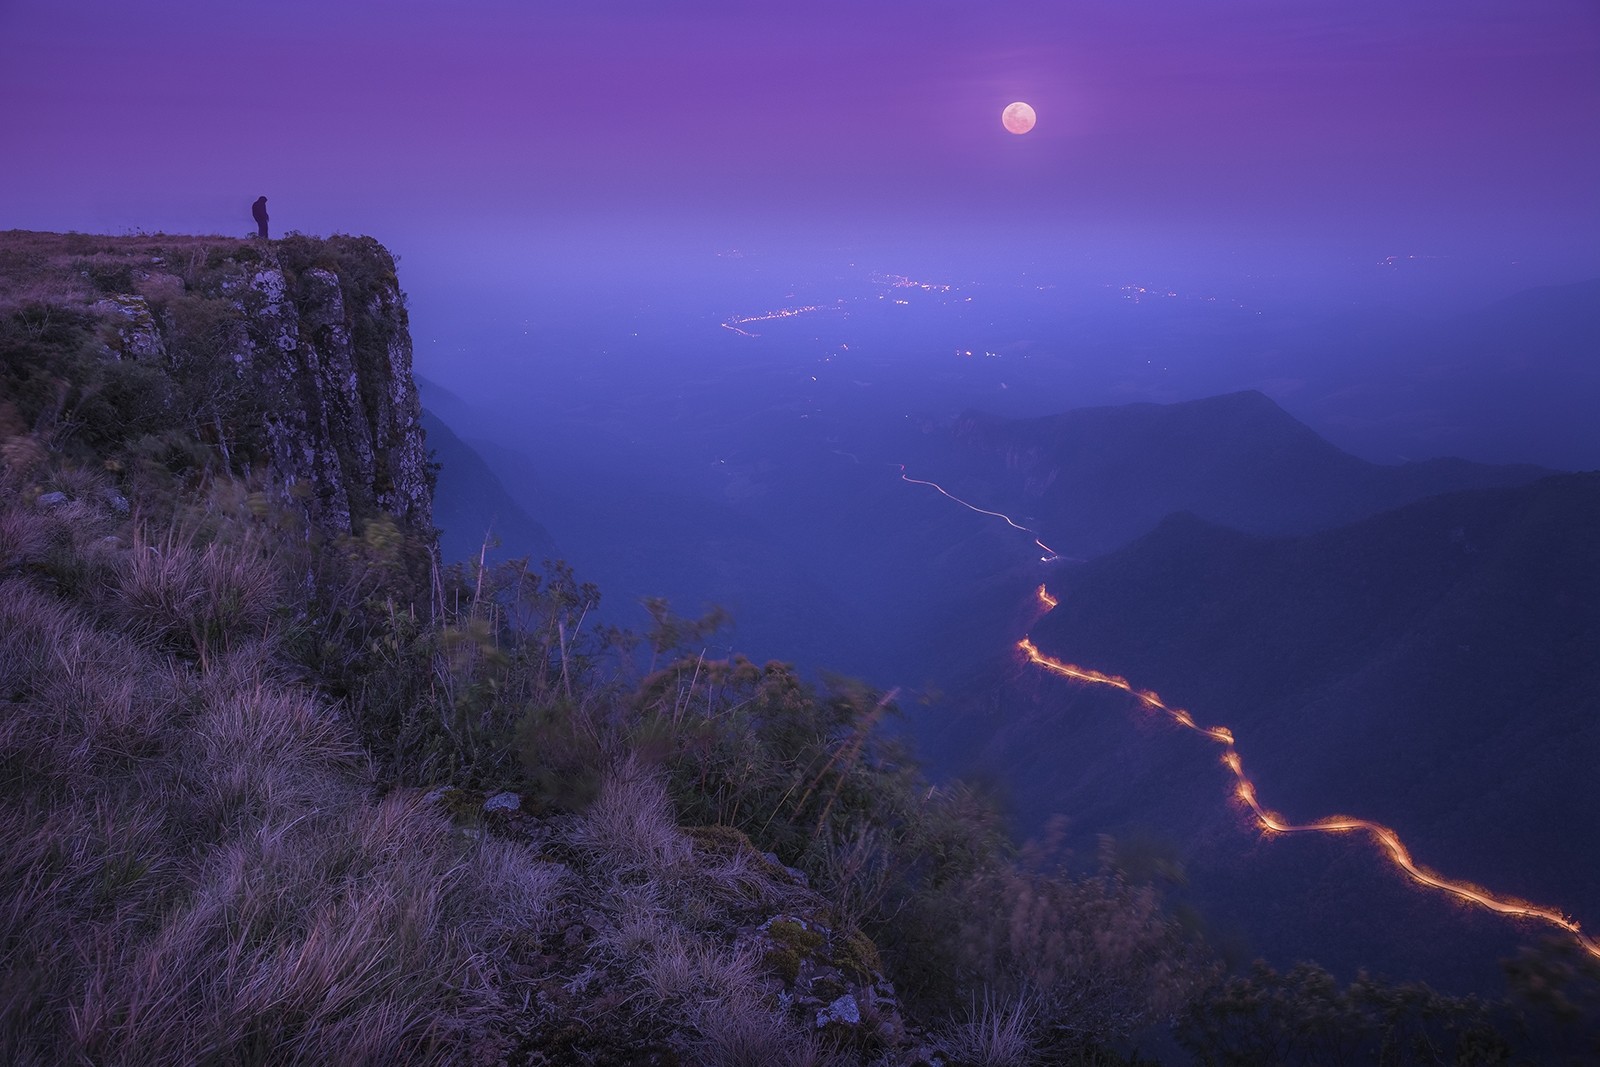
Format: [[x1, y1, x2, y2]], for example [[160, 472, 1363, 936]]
[[0, 230, 433, 537], [224, 241, 432, 533]]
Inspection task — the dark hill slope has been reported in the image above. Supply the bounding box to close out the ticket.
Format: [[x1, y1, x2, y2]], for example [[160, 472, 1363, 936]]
[[423, 410, 558, 565], [964, 473, 1600, 991], [1411, 278, 1600, 468], [950, 390, 1550, 559]]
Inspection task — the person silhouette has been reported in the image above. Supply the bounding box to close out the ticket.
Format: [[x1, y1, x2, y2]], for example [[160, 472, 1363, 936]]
[[252, 196, 269, 239]]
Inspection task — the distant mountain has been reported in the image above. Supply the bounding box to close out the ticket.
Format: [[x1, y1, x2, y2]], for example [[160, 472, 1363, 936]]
[[947, 390, 1550, 559], [1409, 278, 1600, 469], [1253, 278, 1600, 470], [949, 471, 1600, 992], [423, 410, 559, 566], [1451, 277, 1600, 362]]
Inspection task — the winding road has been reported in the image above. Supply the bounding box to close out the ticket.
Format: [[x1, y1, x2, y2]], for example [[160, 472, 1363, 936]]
[[897, 462, 1600, 962]]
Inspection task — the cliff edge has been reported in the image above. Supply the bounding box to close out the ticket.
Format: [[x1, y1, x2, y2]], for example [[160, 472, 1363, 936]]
[[0, 230, 432, 536]]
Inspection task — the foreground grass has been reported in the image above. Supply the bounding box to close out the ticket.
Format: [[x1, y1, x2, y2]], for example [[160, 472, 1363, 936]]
[[4, 230, 1562, 1064], [0, 476, 877, 1064], [0, 485, 540, 1063], [0, 441, 1205, 1063]]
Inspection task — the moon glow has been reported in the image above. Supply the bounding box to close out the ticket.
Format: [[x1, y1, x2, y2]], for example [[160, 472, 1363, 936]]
[[1001, 101, 1036, 135]]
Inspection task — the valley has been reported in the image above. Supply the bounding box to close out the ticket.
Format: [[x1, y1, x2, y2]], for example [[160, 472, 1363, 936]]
[[422, 251, 1600, 998]]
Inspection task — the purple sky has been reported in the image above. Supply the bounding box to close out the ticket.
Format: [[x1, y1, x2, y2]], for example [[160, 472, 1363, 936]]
[[4, 0, 1598, 291]]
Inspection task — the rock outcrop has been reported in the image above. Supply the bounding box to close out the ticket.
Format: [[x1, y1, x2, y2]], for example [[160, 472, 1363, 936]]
[[1, 231, 433, 537], [223, 247, 431, 532]]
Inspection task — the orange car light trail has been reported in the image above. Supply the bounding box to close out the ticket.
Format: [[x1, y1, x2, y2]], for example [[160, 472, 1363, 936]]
[[1017, 627, 1600, 961], [896, 464, 1062, 561], [900, 469, 1597, 959]]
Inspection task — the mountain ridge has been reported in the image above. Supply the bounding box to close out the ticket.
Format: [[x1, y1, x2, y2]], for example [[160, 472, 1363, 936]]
[[943, 470, 1600, 992], [422, 409, 559, 565], [947, 388, 1552, 559]]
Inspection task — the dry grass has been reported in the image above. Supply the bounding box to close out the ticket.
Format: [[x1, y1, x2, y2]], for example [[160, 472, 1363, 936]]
[[936, 991, 1035, 1066], [0, 485, 558, 1066], [689, 997, 836, 1067], [0, 575, 177, 786], [118, 523, 281, 663], [57, 796, 493, 1065], [0, 229, 251, 315], [569, 757, 692, 877], [549, 760, 844, 1061]]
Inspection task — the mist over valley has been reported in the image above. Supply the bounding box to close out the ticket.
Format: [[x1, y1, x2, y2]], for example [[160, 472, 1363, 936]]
[[8, 0, 1600, 1057], [424, 251, 1600, 998]]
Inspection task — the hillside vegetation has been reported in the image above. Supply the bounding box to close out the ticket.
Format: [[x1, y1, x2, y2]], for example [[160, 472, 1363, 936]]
[[0, 231, 1579, 1064]]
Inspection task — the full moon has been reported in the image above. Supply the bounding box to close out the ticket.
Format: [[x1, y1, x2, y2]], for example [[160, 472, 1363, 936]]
[[1001, 101, 1036, 135]]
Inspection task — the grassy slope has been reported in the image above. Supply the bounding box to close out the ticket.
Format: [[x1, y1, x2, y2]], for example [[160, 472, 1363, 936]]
[[3, 231, 1556, 1065]]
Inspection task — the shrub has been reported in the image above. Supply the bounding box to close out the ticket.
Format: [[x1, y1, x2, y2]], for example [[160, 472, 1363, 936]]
[[1504, 936, 1600, 1057], [936, 861, 1203, 1057], [1177, 961, 1513, 1066]]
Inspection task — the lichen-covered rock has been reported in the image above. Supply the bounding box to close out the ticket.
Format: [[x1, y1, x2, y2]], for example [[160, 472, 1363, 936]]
[[234, 260, 356, 529], [72, 235, 434, 539], [817, 992, 861, 1027], [740, 911, 908, 1053], [485, 791, 521, 814], [422, 785, 458, 808], [762, 850, 810, 888], [368, 284, 433, 522], [92, 294, 165, 360]]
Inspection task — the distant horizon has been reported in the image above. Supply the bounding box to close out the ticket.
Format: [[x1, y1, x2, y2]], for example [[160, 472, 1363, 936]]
[[5, 2, 1597, 309], [6, 0, 1597, 471], [5, 221, 1596, 310]]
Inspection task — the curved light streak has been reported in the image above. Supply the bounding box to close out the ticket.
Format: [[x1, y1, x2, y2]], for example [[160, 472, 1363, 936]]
[[896, 464, 1061, 561], [1017, 631, 1600, 961], [897, 468, 1597, 958]]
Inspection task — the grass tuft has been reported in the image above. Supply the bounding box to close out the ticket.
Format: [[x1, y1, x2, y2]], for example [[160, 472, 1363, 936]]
[[570, 758, 691, 877], [117, 525, 279, 662], [937, 991, 1035, 1066]]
